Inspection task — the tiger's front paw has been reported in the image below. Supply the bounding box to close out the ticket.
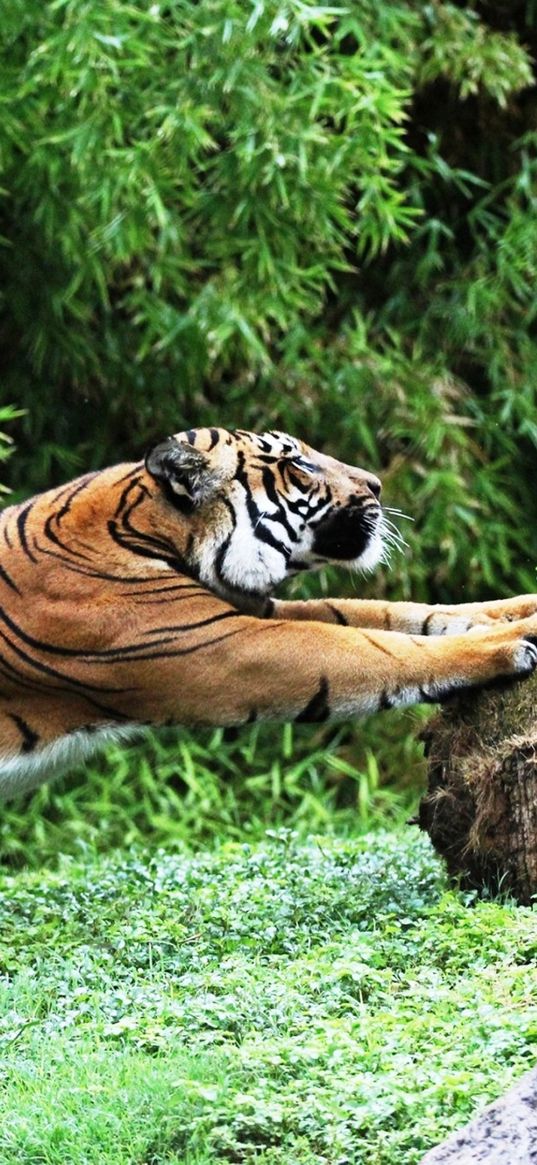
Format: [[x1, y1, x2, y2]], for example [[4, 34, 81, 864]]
[[513, 636, 537, 676], [429, 594, 537, 636], [426, 626, 537, 706], [474, 595, 537, 626], [471, 614, 537, 680], [464, 621, 537, 685]]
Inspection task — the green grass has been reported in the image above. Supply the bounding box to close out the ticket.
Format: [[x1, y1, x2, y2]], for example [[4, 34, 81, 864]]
[[2, 830, 537, 1164], [0, 716, 426, 867]]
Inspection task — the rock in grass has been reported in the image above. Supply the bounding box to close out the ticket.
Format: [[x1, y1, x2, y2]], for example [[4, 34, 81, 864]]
[[419, 1066, 537, 1164], [418, 672, 537, 905]]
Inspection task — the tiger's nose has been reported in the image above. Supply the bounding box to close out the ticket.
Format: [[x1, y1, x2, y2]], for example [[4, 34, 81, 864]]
[[364, 473, 382, 499]]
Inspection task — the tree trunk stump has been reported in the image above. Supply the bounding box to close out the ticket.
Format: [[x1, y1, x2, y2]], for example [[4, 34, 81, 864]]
[[418, 673, 537, 904]]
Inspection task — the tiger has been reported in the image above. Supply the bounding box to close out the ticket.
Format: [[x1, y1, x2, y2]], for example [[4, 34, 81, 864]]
[[1, 424, 537, 798]]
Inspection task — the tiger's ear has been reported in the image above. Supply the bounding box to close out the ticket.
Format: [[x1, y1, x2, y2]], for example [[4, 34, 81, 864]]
[[145, 438, 218, 507]]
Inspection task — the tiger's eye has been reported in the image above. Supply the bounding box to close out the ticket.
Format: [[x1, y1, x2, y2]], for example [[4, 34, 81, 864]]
[[290, 458, 318, 475]]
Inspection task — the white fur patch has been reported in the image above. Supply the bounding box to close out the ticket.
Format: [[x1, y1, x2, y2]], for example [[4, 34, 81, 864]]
[[0, 724, 143, 800], [222, 508, 290, 593], [355, 526, 385, 573]]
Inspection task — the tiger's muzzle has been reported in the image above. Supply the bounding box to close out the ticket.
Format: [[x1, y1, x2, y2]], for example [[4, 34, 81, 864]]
[[312, 498, 382, 562]]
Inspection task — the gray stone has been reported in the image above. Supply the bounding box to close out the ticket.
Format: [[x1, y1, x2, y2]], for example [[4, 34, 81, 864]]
[[419, 1067, 537, 1164]]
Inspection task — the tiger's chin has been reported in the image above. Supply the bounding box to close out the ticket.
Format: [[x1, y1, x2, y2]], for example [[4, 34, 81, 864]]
[[348, 525, 386, 574]]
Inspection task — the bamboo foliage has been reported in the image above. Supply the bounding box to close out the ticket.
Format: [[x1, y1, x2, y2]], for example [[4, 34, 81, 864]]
[[1, 0, 537, 603]]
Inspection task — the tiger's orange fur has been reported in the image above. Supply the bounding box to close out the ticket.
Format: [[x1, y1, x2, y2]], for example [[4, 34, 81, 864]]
[[1, 425, 537, 796]]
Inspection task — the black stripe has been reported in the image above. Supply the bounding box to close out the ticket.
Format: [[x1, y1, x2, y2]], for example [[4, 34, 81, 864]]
[[107, 520, 187, 573], [360, 631, 397, 658], [8, 713, 39, 753], [254, 524, 291, 556], [130, 590, 209, 605], [0, 605, 195, 661], [56, 473, 99, 516], [0, 658, 47, 693], [0, 627, 135, 692], [295, 676, 331, 723], [32, 541, 180, 584], [86, 626, 245, 664], [0, 603, 245, 666], [0, 563, 21, 594], [141, 610, 238, 636], [284, 467, 314, 495], [261, 467, 298, 540], [218, 456, 303, 579], [16, 502, 38, 563], [305, 486, 334, 518], [326, 603, 348, 626], [213, 497, 238, 585], [0, 655, 128, 717], [108, 480, 191, 572], [43, 514, 93, 560], [283, 494, 312, 517], [114, 465, 144, 486], [113, 475, 146, 519], [117, 583, 202, 597]]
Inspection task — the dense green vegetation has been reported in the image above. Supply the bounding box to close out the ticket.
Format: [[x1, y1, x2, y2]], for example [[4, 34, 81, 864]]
[[2, 6, 537, 1156], [3, 832, 537, 1165]]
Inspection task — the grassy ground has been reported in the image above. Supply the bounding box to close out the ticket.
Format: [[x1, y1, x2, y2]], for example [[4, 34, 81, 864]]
[[2, 828, 537, 1164]]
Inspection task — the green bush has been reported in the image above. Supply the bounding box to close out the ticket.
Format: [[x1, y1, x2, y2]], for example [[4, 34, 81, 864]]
[[1, 1, 537, 841]]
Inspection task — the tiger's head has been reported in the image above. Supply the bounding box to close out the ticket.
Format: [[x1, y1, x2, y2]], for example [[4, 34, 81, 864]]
[[145, 427, 385, 608]]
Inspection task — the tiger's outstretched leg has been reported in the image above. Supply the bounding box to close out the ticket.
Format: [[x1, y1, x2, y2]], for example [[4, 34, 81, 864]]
[[126, 612, 537, 728], [2, 611, 537, 798], [268, 595, 537, 636]]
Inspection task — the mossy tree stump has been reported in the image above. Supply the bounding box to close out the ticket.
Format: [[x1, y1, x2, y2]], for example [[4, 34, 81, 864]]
[[418, 673, 537, 904]]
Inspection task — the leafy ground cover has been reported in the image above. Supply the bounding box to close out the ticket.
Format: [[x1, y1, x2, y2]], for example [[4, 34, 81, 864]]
[[2, 830, 537, 1164]]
